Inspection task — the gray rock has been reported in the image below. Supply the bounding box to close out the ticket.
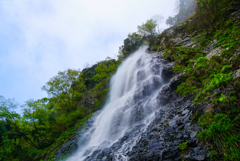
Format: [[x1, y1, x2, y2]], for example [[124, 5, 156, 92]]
[[206, 47, 222, 60], [157, 85, 176, 106], [161, 63, 174, 83], [182, 36, 191, 42], [58, 53, 209, 161], [190, 131, 198, 138], [176, 36, 192, 47], [233, 69, 240, 80], [204, 103, 214, 114], [204, 39, 218, 53], [170, 37, 182, 44], [169, 73, 184, 91], [229, 47, 240, 62], [53, 134, 79, 160]]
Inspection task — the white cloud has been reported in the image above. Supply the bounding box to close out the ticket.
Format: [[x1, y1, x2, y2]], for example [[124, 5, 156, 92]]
[[0, 0, 175, 105]]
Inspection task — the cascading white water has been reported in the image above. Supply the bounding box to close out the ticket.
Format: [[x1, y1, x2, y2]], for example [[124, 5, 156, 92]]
[[67, 46, 166, 161]]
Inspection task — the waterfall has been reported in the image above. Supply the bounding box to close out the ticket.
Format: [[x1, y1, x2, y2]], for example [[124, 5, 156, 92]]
[[67, 46, 167, 161]]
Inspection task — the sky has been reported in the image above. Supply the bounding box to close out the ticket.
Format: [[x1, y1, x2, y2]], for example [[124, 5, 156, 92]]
[[0, 0, 175, 113]]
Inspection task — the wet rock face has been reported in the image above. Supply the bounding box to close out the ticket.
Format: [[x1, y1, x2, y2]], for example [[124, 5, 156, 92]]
[[161, 63, 174, 83], [157, 85, 176, 106], [53, 113, 98, 160], [169, 73, 184, 91], [56, 52, 209, 161], [83, 94, 209, 161], [53, 135, 79, 160], [79, 56, 208, 161]]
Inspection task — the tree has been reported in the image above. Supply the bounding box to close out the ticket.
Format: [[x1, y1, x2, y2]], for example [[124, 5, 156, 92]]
[[92, 59, 119, 83], [166, 16, 177, 26], [119, 32, 142, 56], [137, 19, 157, 37], [137, 19, 158, 45], [166, 0, 196, 26], [192, 0, 235, 30], [42, 69, 86, 112], [22, 99, 55, 149]]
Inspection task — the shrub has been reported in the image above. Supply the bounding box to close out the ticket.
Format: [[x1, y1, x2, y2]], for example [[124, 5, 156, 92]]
[[178, 141, 188, 153]]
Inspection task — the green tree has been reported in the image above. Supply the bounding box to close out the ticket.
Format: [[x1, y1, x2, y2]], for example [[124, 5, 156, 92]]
[[93, 59, 119, 83], [137, 19, 157, 37], [22, 99, 54, 149], [42, 69, 86, 112], [137, 19, 158, 45], [194, 0, 235, 30], [119, 32, 142, 56]]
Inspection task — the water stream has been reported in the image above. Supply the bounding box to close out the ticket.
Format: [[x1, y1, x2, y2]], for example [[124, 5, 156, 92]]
[[67, 46, 167, 161]]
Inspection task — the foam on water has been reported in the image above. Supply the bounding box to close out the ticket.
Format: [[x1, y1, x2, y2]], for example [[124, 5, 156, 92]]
[[68, 46, 165, 161]]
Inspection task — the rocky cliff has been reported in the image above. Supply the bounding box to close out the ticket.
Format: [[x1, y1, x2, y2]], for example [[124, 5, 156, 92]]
[[53, 3, 240, 161]]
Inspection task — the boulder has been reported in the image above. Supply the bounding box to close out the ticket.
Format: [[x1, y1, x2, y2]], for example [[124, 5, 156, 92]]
[[206, 47, 222, 60]]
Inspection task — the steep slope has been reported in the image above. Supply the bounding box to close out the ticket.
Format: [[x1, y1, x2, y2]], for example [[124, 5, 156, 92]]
[[53, 1, 240, 160]]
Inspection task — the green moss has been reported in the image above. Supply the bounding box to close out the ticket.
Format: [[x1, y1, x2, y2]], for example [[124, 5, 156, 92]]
[[221, 65, 232, 73], [219, 93, 228, 103], [160, 17, 240, 160], [194, 57, 208, 69], [197, 113, 240, 160], [176, 80, 198, 96], [209, 150, 218, 160]]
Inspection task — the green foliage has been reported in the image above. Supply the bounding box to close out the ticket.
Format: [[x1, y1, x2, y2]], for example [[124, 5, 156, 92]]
[[162, 4, 240, 160], [119, 32, 143, 56], [206, 73, 232, 91], [178, 141, 188, 153], [42, 69, 86, 112], [209, 150, 218, 159], [93, 59, 119, 83], [176, 79, 198, 96], [2, 1, 240, 160], [0, 57, 120, 160], [221, 65, 232, 73], [193, 0, 235, 31], [194, 57, 208, 69], [137, 19, 157, 37], [137, 19, 158, 45], [197, 113, 240, 160], [219, 93, 228, 103]]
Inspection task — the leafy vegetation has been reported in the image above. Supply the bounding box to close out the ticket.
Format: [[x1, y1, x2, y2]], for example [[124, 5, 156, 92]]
[[0, 58, 120, 161], [119, 32, 143, 57], [178, 141, 188, 153], [158, 0, 240, 160], [197, 112, 240, 160], [1, 0, 240, 160]]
